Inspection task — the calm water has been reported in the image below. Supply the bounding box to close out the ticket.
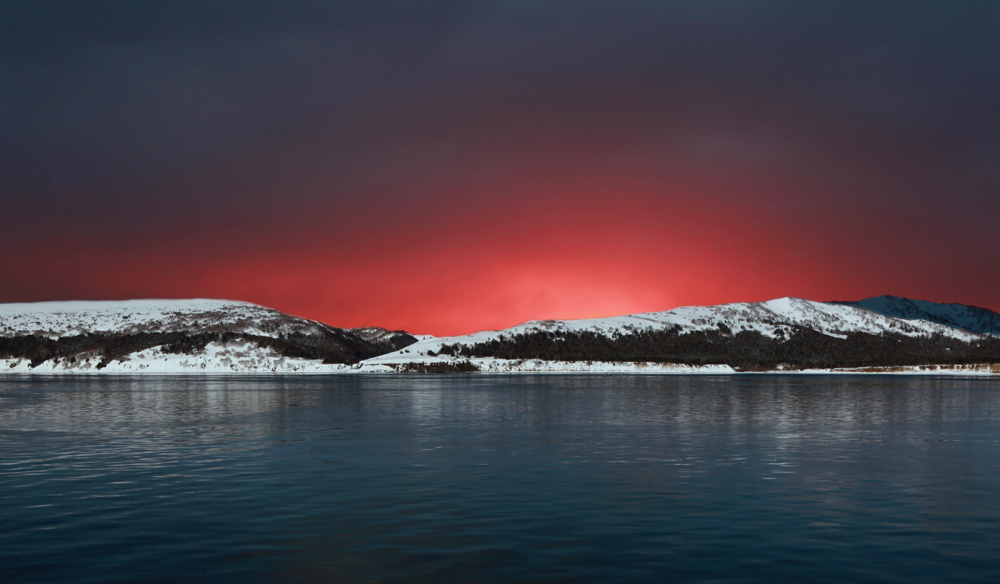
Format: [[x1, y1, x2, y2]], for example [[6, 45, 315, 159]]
[[3, 375, 1000, 583]]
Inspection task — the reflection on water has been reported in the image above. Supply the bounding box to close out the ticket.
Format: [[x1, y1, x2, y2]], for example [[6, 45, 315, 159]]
[[2, 375, 1000, 583]]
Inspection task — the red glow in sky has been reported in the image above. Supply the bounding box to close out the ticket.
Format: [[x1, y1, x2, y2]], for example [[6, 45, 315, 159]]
[[6, 165, 997, 335], [4, 4, 999, 334]]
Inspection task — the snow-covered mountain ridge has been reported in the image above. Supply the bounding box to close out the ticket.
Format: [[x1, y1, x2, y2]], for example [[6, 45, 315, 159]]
[[0, 299, 416, 373], [835, 295, 1000, 337], [1, 299, 323, 338], [372, 296, 993, 356], [1, 296, 999, 374], [364, 296, 1000, 373]]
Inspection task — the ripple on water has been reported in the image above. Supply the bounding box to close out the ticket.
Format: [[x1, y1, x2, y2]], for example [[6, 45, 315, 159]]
[[2, 374, 1000, 583]]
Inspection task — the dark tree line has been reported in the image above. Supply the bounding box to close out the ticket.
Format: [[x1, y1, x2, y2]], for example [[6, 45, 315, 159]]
[[395, 360, 479, 373], [438, 326, 1000, 370], [0, 328, 417, 369]]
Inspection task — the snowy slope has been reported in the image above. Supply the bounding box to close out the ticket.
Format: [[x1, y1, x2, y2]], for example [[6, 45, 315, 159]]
[[358, 296, 1000, 373], [365, 296, 990, 368], [0, 299, 327, 338], [3, 341, 353, 374], [3, 296, 998, 374], [836, 296, 1000, 337], [0, 299, 414, 373]]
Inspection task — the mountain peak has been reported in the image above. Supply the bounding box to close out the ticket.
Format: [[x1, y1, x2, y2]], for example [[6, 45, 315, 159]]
[[834, 296, 1000, 337]]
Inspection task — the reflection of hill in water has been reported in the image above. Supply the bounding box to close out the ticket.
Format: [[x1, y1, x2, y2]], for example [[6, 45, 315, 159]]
[[0, 377, 331, 445], [4, 375, 995, 434]]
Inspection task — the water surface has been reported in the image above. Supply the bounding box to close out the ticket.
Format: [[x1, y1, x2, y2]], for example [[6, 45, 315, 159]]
[[3, 374, 1000, 583]]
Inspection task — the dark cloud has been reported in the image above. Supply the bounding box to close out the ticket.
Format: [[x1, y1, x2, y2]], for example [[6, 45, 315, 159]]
[[2, 1, 999, 322]]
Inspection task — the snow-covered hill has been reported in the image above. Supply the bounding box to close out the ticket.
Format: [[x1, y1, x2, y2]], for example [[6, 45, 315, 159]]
[[0, 299, 415, 373], [2, 296, 998, 374], [1, 299, 320, 338], [835, 295, 1000, 337], [362, 296, 1000, 373]]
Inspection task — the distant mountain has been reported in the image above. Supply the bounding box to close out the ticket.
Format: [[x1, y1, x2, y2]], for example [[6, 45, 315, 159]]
[[834, 295, 1000, 337], [0, 299, 416, 373], [363, 297, 1000, 373]]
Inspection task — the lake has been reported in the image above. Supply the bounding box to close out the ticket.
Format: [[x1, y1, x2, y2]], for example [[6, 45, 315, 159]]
[[3, 374, 1000, 583]]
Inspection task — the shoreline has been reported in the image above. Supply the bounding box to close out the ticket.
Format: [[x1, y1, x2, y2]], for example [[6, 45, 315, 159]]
[[3, 358, 999, 376]]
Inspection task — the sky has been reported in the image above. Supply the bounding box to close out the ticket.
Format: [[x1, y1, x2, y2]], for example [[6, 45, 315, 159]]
[[2, 1, 999, 335]]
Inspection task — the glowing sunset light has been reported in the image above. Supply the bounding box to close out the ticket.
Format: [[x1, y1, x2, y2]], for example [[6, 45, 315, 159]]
[[2, 3, 998, 334]]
